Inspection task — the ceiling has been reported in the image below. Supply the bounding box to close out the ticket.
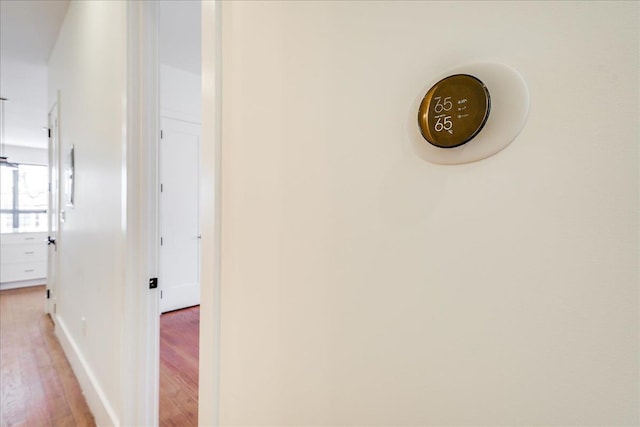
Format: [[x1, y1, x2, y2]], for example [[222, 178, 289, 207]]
[[0, 0, 69, 149], [0, 0, 200, 150]]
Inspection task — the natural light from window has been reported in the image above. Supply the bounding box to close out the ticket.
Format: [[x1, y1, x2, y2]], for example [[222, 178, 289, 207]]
[[0, 163, 48, 233]]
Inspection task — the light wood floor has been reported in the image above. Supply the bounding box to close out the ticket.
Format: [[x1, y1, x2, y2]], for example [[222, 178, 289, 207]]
[[160, 306, 199, 426], [0, 285, 95, 427], [0, 286, 199, 427]]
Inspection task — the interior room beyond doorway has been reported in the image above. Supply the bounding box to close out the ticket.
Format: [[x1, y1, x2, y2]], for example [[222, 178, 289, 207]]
[[157, 1, 202, 425]]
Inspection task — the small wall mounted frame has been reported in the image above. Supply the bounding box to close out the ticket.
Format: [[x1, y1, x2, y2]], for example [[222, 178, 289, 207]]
[[413, 63, 529, 165], [65, 145, 75, 207]]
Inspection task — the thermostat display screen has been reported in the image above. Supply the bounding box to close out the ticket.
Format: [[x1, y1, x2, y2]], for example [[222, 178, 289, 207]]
[[418, 74, 491, 149]]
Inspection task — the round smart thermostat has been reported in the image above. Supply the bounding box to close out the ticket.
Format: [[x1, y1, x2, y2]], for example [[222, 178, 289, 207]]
[[418, 74, 491, 149]]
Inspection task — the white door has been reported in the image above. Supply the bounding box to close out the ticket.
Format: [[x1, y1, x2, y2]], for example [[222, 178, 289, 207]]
[[159, 117, 201, 313], [46, 103, 59, 318]]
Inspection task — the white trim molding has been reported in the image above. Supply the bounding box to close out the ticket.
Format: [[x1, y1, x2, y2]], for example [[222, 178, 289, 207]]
[[121, 1, 160, 425], [55, 317, 119, 427], [199, 1, 222, 425]]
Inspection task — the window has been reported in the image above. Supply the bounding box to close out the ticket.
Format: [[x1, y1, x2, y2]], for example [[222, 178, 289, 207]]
[[0, 163, 48, 233]]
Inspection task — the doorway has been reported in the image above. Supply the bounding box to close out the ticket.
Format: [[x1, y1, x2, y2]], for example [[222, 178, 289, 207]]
[[157, 1, 202, 425], [46, 101, 59, 318]]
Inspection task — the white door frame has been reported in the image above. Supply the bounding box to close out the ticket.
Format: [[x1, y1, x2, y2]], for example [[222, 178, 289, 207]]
[[198, 1, 222, 425], [121, 1, 160, 425], [46, 98, 60, 318], [122, 1, 222, 425]]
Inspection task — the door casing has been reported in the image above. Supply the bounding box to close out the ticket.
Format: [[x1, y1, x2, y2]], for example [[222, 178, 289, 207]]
[[46, 99, 60, 319]]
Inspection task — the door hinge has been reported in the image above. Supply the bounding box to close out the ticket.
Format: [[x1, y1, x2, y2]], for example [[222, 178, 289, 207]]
[[48, 128, 51, 138], [160, 290, 163, 299], [46, 289, 50, 299], [149, 277, 158, 289], [160, 237, 163, 246], [160, 183, 163, 193], [160, 129, 163, 139]]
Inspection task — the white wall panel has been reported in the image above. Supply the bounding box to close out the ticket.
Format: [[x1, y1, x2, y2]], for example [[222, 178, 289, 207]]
[[48, 2, 126, 425], [160, 64, 202, 124], [2, 144, 47, 165], [215, 1, 639, 425]]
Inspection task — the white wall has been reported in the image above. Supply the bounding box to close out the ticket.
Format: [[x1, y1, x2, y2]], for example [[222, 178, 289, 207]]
[[48, 2, 126, 425], [159, 0, 201, 76], [212, 1, 639, 425], [0, 58, 49, 149], [160, 64, 202, 124], [2, 144, 47, 165], [159, 0, 201, 124]]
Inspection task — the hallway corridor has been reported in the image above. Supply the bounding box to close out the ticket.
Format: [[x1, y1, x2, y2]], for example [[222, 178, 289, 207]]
[[0, 286, 94, 427]]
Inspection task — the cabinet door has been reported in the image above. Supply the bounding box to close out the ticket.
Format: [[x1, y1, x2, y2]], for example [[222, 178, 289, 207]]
[[1, 261, 47, 283], [1, 243, 47, 263]]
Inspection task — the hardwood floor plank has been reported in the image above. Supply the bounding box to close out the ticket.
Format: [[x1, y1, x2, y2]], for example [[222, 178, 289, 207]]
[[160, 306, 199, 427], [52, 412, 76, 427], [0, 286, 95, 427], [2, 354, 28, 424], [25, 378, 50, 427], [2, 286, 199, 426]]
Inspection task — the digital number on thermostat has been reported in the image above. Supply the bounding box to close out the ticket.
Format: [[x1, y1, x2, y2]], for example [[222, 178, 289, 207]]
[[418, 74, 491, 149]]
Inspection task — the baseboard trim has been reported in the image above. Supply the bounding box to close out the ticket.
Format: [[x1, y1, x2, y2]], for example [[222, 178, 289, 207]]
[[54, 316, 120, 427]]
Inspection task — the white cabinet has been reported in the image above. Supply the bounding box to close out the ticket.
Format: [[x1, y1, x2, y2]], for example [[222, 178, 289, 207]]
[[0, 232, 48, 288]]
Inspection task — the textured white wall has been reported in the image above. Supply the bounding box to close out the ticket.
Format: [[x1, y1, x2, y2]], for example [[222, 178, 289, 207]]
[[214, 1, 639, 425], [48, 1, 126, 424]]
